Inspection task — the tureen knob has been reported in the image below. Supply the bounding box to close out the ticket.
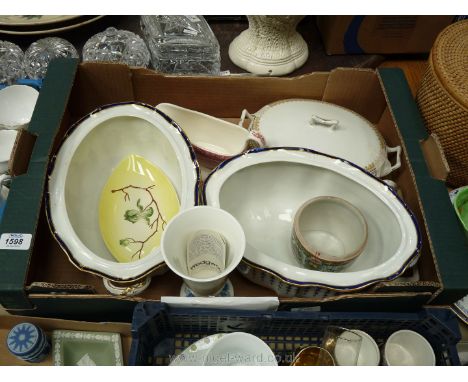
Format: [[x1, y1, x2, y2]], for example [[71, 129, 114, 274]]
[[310, 115, 339, 131]]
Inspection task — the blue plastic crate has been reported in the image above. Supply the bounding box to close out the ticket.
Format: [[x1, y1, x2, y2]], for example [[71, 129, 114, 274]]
[[129, 302, 462, 366]]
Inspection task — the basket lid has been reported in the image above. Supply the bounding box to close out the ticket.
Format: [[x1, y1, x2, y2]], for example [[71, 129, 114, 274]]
[[431, 20, 468, 107]]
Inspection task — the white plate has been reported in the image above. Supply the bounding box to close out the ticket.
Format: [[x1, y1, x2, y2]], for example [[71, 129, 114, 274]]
[[170, 333, 226, 366], [0, 16, 104, 35], [0, 15, 80, 26]]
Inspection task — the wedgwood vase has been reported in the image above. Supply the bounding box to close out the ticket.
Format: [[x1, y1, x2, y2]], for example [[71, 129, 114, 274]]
[[228, 16, 308, 76]]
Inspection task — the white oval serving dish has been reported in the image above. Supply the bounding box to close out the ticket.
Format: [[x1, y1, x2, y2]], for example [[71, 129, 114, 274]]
[[203, 148, 420, 296], [240, 99, 401, 177], [47, 102, 200, 285]]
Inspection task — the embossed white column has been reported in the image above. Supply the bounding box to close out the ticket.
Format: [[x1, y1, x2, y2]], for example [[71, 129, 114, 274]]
[[229, 16, 309, 76]]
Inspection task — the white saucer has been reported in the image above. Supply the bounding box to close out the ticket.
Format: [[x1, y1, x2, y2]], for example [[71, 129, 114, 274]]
[[169, 333, 226, 366], [180, 279, 234, 297]]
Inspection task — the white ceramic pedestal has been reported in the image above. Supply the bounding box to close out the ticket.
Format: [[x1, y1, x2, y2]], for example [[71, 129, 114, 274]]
[[229, 16, 309, 76]]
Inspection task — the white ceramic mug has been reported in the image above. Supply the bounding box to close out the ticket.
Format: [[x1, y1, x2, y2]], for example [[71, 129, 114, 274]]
[[203, 332, 277, 366], [161, 206, 246, 296], [353, 329, 380, 366], [383, 330, 435, 366]]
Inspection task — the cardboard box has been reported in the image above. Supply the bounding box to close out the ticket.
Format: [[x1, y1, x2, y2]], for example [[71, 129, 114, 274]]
[[0, 313, 131, 365], [316, 16, 455, 55], [0, 59, 467, 322]]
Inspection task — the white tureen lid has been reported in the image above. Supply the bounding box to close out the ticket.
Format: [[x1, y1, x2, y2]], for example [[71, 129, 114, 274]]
[[242, 99, 401, 177]]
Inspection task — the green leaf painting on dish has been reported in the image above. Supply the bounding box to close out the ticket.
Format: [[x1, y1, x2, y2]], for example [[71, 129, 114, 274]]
[[123, 198, 154, 225]]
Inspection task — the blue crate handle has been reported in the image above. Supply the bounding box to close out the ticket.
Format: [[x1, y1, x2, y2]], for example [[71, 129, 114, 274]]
[[16, 78, 43, 90], [0, 78, 43, 91]]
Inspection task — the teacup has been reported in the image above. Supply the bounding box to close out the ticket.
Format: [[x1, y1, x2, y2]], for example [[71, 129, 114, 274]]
[[156, 103, 265, 169], [290, 346, 335, 366], [0, 85, 39, 130], [383, 330, 435, 366], [322, 326, 363, 366], [291, 196, 368, 272], [353, 329, 380, 366], [161, 206, 246, 296], [0, 130, 18, 174], [204, 332, 277, 366]]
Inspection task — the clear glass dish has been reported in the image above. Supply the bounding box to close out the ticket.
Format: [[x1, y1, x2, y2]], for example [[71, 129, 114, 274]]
[[140, 15, 221, 75]]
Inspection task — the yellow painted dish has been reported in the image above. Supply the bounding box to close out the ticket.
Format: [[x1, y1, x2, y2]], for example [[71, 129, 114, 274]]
[[99, 154, 180, 263]]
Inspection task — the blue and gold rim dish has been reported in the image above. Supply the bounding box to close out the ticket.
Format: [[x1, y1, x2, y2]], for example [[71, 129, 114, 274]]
[[203, 147, 421, 297], [45, 102, 200, 285]]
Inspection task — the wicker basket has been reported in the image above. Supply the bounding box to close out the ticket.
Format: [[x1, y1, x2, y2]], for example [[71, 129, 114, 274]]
[[417, 20, 468, 187]]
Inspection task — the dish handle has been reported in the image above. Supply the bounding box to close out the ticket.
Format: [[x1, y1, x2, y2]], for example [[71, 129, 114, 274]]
[[309, 115, 339, 130], [239, 109, 266, 148], [381, 146, 402, 176], [239, 109, 255, 129]]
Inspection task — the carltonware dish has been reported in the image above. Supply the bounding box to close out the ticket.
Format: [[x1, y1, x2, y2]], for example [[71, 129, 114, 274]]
[[292, 196, 368, 272], [203, 332, 278, 366], [52, 330, 123, 366], [98, 154, 181, 264], [240, 99, 401, 177], [203, 148, 421, 297], [0, 85, 39, 129], [0, 130, 18, 173], [161, 206, 246, 296], [383, 330, 435, 366], [47, 102, 200, 294], [157, 103, 265, 169]]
